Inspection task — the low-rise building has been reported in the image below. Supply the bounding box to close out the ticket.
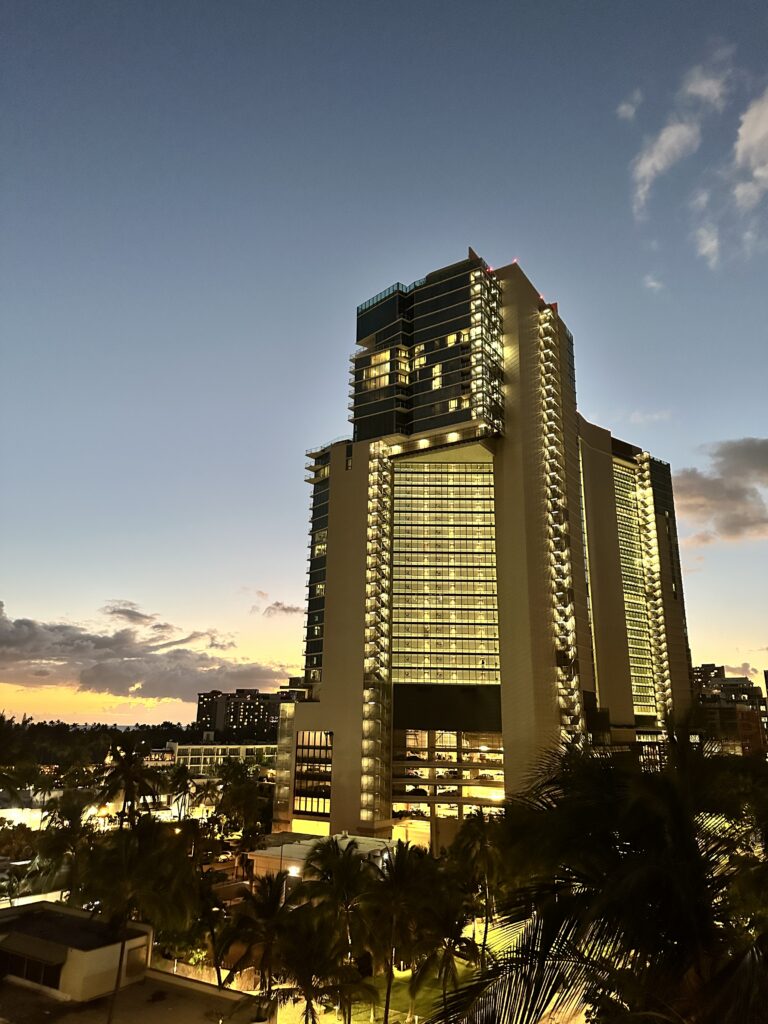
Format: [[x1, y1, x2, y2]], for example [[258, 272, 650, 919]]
[[247, 831, 391, 888], [170, 742, 277, 777], [0, 902, 151, 1002]]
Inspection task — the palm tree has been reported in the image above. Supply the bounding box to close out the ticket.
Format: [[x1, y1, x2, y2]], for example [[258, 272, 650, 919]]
[[35, 787, 96, 898], [438, 736, 768, 1024], [409, 883, 478, 1019], [217, 869, 289, 998], [450, 810, 499, 968], [216, 777, 272, 836], [301, 836, 374, 960], [367, 840, 437, 1024], [79, 816, 198, 1024], [276, 903, 376, 1024], [166, 762, 195, 820], [97, 736, 162, 829]]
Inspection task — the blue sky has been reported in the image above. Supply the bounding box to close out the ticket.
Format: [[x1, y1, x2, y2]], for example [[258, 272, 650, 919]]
[[1, 1, 767, 722]]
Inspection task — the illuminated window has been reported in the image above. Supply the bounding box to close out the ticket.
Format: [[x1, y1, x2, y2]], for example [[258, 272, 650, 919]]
[[432, 364, 443, 390], [446, 333, 458, 346]]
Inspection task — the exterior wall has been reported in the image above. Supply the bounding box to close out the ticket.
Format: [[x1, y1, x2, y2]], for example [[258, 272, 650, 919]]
[[649, 459, 693, 718], [494, 263, 558, 788], [578, 417, 636, 731], [494, 263, 590, 789], [172, 743, 276, 775], [60, 932, 149, 1002], [290, 439, 370, 835]]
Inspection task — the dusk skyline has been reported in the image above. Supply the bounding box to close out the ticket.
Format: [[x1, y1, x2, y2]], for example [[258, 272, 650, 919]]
[[2, 1, 767, 723]]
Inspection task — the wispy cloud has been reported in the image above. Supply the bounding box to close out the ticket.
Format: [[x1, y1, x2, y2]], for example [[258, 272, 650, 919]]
[[632, 121, 702, 218], [101, 599, 157, 627], [724, 662, 759, 678], [680, 65, 730, 111], [674, 437, 768, 545], [617, 88, 643, 121], [629, 409, 670, 424], [695, 223, 720, 268], [642, 273, 664, 291], [732, 85, 768, 211], [629, 53, 733, 219], [263, 602, 304, 618]]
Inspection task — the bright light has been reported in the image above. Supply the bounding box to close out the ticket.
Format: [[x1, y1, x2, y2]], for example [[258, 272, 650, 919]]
[[288, 866, 300, 877]]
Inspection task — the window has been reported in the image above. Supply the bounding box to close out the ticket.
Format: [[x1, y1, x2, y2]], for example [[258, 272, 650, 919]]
[[432, 364, 443, 390]]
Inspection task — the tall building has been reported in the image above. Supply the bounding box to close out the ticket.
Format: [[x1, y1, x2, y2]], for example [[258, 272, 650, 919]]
[[275, 250, 693, 847], [197, 681, 307, 739]]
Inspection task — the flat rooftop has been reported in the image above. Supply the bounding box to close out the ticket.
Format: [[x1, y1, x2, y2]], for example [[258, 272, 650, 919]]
[[0, 906, 143, 952], [0, 975, 262, 1024]]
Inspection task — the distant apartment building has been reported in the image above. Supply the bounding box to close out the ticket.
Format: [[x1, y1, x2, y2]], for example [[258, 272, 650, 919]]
[[695, 668, 767, 756], [196, 680, 307, 739], [692, 663, 725, 693], [275, 249, 693, 847]]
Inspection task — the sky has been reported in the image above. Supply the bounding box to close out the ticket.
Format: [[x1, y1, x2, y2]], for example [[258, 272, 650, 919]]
[[1, 0, 767, 724]]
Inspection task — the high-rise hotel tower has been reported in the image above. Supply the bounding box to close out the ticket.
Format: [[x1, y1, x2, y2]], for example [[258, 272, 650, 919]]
[[275, 250, 692, 847]]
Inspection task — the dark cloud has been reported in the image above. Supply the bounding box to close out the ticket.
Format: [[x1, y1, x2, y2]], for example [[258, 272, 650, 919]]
[[674, 437, 768, 544], [78, 650, 286, 701], [0, 601, 295, 703], [262, 602, 305, 618], [724, 662, 758, 678], [101, 600, 158, 626]]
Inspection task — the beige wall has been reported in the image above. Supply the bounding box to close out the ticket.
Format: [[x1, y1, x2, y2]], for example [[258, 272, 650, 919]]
[[494, 263, 563, 789], [578, 417, 636, 729], [290, 439, 370, 835], [60, 932, 149, 1002]]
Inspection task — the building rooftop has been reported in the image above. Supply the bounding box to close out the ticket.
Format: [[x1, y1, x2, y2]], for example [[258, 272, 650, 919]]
[[0, 905, 143, 953], [0, 973, 261, 1024]]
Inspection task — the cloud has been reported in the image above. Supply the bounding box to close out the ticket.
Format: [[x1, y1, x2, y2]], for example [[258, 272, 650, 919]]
[[617, 88, 643, 121], [680, 65, 729, 111], [724, 662, 758, 678], [629, 52, 733, 219], [642, 273, 664, 291], [78, 650, 287, 701], [262, 602, 305, 618], [101, 600, 157, 626], [733, 85, 768, 211], [674, 437, 768, 545], [695, 223, 720, 268], [632, 120, 701, 217], [0, 600, 293, 703], [689, 188, 710, 212], [629, 409, 670, 424]]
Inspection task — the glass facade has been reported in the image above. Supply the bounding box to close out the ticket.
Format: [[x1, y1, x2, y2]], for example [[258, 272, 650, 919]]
[[613, 460, 657, 717], [390, 459, 500, 686], [350, 255, 503, 442], [391, 729, 505, 821], [292, 730, 333, 818]]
